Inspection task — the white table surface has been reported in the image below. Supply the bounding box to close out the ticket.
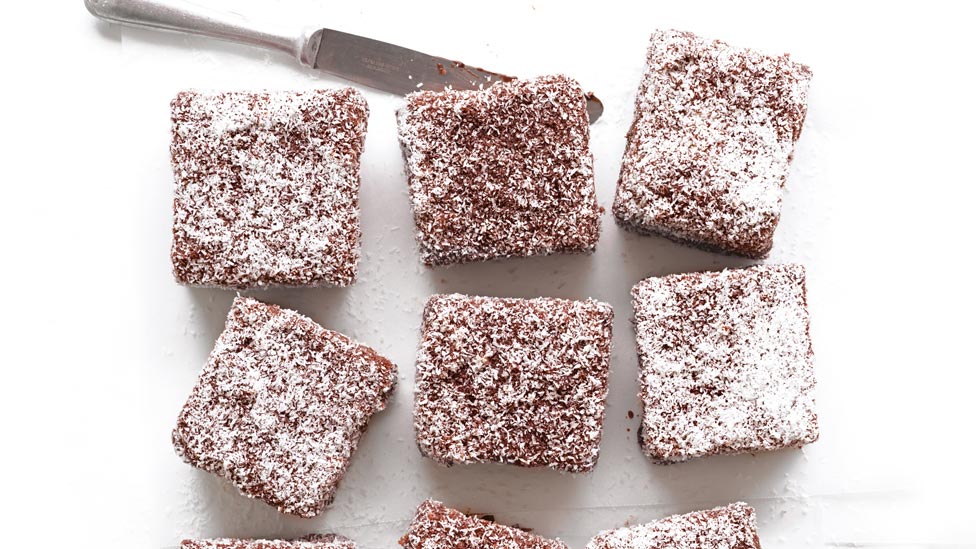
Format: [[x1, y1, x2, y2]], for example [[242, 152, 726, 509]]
[[3, 1, 974, 547]]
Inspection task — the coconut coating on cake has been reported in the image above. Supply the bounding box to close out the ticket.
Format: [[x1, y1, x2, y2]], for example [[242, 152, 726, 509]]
[[414, 294, 613, 473], [632, 264, 818, 463], [172, 297, 397, 517], [397, 75, 601, 266], [171, 88, 368, 288], [182, 534, 356, 549], [587, 503, 761, 549], [400, 500, 568, 549], [614, 30, 812, 258]]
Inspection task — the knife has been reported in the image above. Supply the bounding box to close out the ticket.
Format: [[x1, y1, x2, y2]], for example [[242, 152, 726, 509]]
[[84, 0, 604, 122]]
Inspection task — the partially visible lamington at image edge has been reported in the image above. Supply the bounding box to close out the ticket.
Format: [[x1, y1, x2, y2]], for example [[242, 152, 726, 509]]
[[614, 29, 812, 258], [397, 75, 601, 266], [633, 263, 818, 463], [414, 294, 613, 473], [400, 499, 569, 549], [170, 88, 369, 289], [172, 296, 397, 517], [586, 502, 762, 549], [182, 534, 357, 549]]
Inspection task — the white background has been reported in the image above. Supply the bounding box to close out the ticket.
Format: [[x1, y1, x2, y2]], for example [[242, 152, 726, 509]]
[[1, 1, 974, 547]]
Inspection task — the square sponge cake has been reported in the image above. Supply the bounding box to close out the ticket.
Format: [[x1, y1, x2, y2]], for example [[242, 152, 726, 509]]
[[632, 264, 818, 463], [587, 503, 761, 549], [182, 535, 356, 549], [414, 294, 613, 472], [401, 500, 568, 549], [397, 75, 601, 266], [172, 297, 397, 517], [614, 30, 812, 258], [170, 88, 368, 288]]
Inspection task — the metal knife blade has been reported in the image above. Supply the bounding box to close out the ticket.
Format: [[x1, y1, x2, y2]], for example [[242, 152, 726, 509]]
[[84, 0, 603, 122], [312, 28, 604, 122]]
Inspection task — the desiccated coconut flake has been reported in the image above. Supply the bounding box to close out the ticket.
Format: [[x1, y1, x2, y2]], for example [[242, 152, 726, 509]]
[[397, 75, 601, 266], [632, 263, 818, 463], [614, 30, 812, 258], [172, 297, 397, 517], [171, 88, 368, 288], [413, 294, 613, 473]]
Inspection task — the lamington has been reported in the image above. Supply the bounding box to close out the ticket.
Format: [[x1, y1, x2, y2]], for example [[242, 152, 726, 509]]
[[397, 75, 601, 266], [632, 264, 818, 463], [614, 30, 812, 258], [586, 503, 761, 549], [182, 535, 356, 549], [414, 294, 613, 473], [172, 297, 397, 517], [171, 88, 368, 288], [400, 500, 568, 549]]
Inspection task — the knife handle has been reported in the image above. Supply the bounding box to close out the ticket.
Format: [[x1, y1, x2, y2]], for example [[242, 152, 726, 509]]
[[84, 0, 322, 66]]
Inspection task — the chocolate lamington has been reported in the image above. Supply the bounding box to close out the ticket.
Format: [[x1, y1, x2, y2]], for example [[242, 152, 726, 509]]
[[401, 500, 568, 549], [397, 75, 601, 266], [171, 88, 368, 288], [633, 264, 818, 463], [414, 294, 613, 473], [182, 534, 356, 549], [587, 503, 761, 549], [172, 297, 397, 517], [614, 30, 812, 258]]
